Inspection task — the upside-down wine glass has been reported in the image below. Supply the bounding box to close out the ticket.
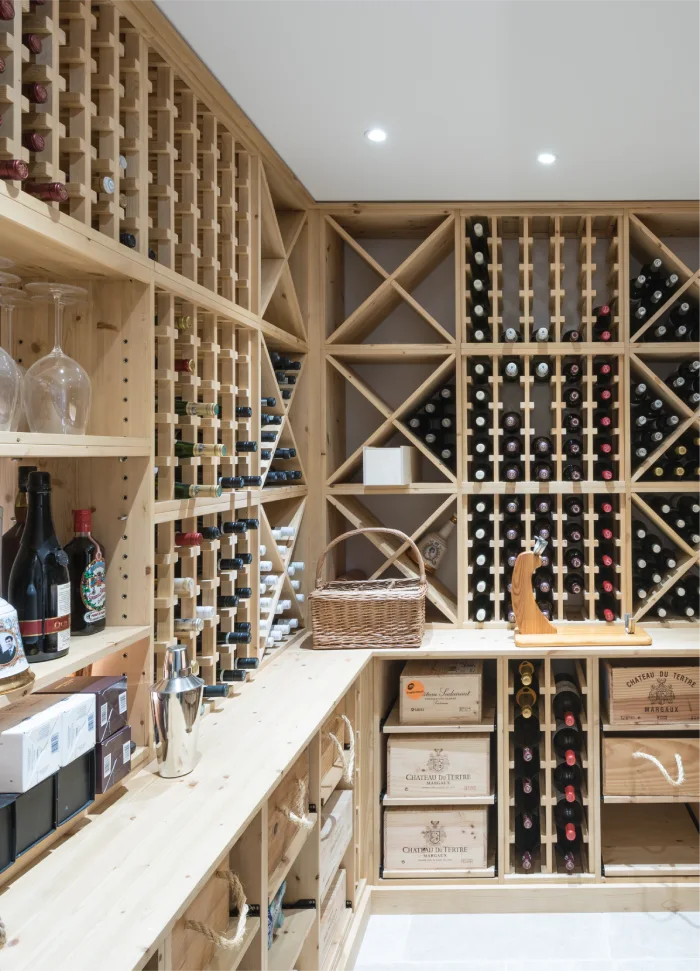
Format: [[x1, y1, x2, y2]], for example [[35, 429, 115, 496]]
[[23, 283, 91, 435], [0, 287, 31, 430], [0, 261, 23, 431]]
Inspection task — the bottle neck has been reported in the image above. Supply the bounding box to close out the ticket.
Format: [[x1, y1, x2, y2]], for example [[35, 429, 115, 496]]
[[24, 489, 57, 547], [14, 490, 28, 524]]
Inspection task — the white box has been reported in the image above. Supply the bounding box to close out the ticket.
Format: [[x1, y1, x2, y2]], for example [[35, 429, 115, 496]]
[[363, 446, 418, 486], [53, 693, 96, 766], [0, 694, 62, 792], [320, 788, 353, 899]]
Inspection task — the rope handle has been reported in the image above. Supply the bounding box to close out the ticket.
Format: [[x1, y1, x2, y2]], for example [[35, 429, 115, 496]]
[[314, 527, 426, 588], [326, 714, 355, 785], [279, 777, 315, 831], [0, 915, 6, 949], [185, 870, 248, 950], [633, 750, 685, 787]]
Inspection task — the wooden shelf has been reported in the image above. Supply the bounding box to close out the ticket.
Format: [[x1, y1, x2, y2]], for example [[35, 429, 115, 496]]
[[268, 908, 315, 971], [0, 433, 151, 457], [383, 698, 496, 733], [207, 915, 261, 971], [0, 626, 151, 704], [602, 803, 700, 876], [267, 813, 318, 903]]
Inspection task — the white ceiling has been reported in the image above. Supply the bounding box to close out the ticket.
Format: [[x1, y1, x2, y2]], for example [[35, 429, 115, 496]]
[[157, 0, 700, 202]]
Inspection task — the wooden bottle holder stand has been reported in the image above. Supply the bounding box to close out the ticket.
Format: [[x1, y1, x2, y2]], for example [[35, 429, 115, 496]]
[[512, 539, 652, 647]]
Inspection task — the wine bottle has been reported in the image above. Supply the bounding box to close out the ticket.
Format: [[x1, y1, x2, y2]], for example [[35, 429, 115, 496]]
[[564, 522, 583, 543], [555, 826, 579, 872], [533, 567, 553, 595], [503, 496, 522, 516], [562, 463, 583, 482], [25, 182, 69, 202], [8, 472, 71, 660], [472, 594, 492, 623], [469, 217, 489, 256], [175, 399, 218, 418], [1, 465, 37, 598], [553, 721, 580, 765], [564, 548, 584, 570], [502, 435, 521, 456], [564, 496, 584, 517], [502, 359, 520, 381], [20, 131, 44, 151], [554, 795, 584, 829], [563, 412, 582, 432], [514, 744, 540, 776], [503, 520, 521, 543], [532, 326, 550, 344], [563, 386, 582, 407], [502, 461, 522, 482], [532, 461, 552, 482], [174, 442, 226, 458], [470, 360, 491, 383], [553, 673, 582, 726], [500, 411, 522, 431], [515, 811, 541, 871], [515, 776, 540, 813], [174, 483, 222, 499], [518, 660, 537, 687], [554, 760, 582, 797], [501, 326, 521, 343], [64, 510, 106, 636], [595, 462, 614, 482], [564, 573, 584, 595], [532, 359, 550, 380]]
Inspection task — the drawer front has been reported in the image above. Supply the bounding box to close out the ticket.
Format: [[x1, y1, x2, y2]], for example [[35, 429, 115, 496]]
[[384, 807, 488, 871], [320, 788, 353, 899], [603, 735, 699, 798]]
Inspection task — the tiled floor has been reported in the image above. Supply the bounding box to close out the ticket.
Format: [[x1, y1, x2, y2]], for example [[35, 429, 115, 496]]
[[352, 911, 700, 970]]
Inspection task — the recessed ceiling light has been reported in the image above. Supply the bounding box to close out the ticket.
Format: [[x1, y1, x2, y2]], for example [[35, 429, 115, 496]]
[[365, 128, 387, 143], [538, 152, 557, 165]]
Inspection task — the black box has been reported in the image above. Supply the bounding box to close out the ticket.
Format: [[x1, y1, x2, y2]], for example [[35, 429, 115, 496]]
[[16, 774, 56, 856], [56, 750, 95, 826], [0, 793, 15, 872]]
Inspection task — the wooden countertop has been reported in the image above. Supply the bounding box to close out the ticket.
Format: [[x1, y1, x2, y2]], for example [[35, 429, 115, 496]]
[[0, 643, 371, 971], [0, 624, 696, 970], [373, 625, 700, 658]]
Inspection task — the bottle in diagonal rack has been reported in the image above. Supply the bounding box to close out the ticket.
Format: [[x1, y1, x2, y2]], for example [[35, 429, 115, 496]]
[[408, 515, 457, 574]]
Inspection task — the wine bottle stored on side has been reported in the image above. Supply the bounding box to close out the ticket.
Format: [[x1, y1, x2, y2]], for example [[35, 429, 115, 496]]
[[8, 472, 71, 660], [64, 509, 106, 636], [553, 673, 582, 726]]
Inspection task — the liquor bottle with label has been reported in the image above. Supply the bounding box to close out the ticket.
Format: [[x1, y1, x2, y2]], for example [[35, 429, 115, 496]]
[[410, 514, 458, 574], [64, 510, 106, 636], [1, 465, 37, 598], [8, 471, 71, 660]]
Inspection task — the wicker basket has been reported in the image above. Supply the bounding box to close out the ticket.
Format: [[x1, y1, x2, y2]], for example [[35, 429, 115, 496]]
[[310, 528, 427, 649]]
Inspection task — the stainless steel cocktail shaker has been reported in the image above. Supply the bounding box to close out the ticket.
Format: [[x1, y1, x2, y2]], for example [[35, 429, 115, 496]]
[[150, 644, 204, 778]]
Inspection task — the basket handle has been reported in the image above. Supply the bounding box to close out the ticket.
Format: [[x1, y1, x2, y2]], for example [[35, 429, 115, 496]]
[[315, 527, 426, 587]]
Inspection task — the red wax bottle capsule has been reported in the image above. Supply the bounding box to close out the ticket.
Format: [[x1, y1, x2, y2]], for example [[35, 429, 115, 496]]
[[564, 785, 576, 803], [174, 531, 202, 547], [601, 579, 615, 594], [600, 553, 614, 568]]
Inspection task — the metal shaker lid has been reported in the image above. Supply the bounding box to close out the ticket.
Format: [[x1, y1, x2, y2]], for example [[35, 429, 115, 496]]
[[164, 644, 193, 679]]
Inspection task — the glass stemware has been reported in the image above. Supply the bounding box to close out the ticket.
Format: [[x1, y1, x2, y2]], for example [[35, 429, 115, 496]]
[[23, 283, 91, 435], [0, 287, 31, 431], [0, 269, 23, 431]]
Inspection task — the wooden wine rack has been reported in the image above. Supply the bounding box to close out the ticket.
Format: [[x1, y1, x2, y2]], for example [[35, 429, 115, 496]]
[[318, 205, 699, 629]]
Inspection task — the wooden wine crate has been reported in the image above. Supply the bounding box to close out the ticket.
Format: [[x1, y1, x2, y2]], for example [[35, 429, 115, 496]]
[[170, 872, 230, 971], [384, 807, 488, 872], [604, 661, 700, 727], [267, 748, 310, 881], [320, 867, 347, 970], [387, 733, 490, 798], [603, 734, 700, 799], [320, 788, 353, 899], [399, 660, 482, 725]]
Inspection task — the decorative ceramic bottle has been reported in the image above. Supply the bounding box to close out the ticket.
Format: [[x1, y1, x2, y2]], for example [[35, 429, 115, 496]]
[[409, 514, 458, 574]]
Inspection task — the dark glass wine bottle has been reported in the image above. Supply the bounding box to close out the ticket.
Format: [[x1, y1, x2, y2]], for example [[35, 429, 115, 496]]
[[8, 471, 71, 660], [64, 509, 107, 636], [553, 673, 582, 726], [1, 465, 36, 598]]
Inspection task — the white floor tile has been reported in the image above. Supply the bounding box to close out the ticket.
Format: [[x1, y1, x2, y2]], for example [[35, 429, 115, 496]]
[[605, 911, 700, 960], [351, 912, 700, 970]]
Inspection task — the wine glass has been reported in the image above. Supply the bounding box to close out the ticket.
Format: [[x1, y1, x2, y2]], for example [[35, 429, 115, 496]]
[[0, 268, 23, 431], [0, 287, 31, 431], [22, 283, 91, 435]]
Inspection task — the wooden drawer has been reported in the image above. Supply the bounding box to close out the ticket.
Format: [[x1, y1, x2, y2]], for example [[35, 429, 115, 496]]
[[320, 788, 353, 899], [603, 735, 700, 798], [384, 807, 488, 872], [320, 867, 347, 970], [267, 748, 310, 880], [387, 733, 490, 798]]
